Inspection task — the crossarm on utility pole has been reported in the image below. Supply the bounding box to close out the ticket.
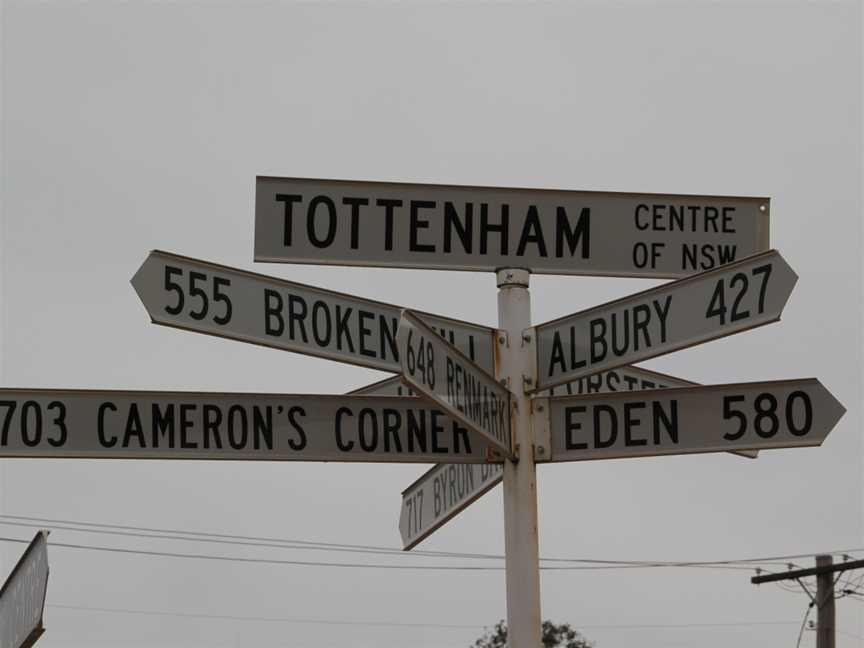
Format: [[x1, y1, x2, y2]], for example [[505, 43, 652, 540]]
[[751, 557, 864, 584]]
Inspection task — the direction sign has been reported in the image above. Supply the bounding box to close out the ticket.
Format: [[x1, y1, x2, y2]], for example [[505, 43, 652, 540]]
[[132, 250, 495, 374], [532, 250, 797, 391], [354, 366, 756, 457], [0, 390, 501, 463], [539, 365, 756, 458], [0, 531, 49, 648], [255, 176, 770, 278], [397, 311, 513, 458], [349, 376, 416, 397], [535, 379, 844, 462], [540, 364, 696, 397], [392, 364, 760, 550], [399, 462, 504, 550], [356, 365, 693, 398]]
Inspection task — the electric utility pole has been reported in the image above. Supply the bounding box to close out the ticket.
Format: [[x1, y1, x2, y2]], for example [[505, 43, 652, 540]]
[[815, 555, 835, 648], [752, 555, 864, 648]]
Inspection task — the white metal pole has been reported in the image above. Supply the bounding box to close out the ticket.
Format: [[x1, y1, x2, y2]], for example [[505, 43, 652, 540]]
[[497, 268, 541, 648]]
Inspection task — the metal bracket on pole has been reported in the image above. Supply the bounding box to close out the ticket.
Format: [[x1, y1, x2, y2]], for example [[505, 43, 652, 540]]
[[508, 399, 521, 461], [496, 268, 530, 288], [530, 397, 551, 462], [520, 327, 538, 394], [495, 330, 510, 389], [486, 447, 507, 463]]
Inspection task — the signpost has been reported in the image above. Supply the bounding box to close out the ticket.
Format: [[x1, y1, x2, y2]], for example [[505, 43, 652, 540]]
[[397, 311, 513, 459], [534, 379, 844, 462], [254, 177, 770, 278], [0, 390, 500, 463], [1, 174, 848, 648], [0, 531, 49, 648], [532, 250, 797, 391], [132, 250, 496, 374]]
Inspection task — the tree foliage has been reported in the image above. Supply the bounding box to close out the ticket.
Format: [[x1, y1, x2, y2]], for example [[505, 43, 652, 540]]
[[471, 620, 593, 648]]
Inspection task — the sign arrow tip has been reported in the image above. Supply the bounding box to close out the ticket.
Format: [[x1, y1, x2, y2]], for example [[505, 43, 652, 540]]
[[129, 251, 159, 319], [819, 381, 846, 435]]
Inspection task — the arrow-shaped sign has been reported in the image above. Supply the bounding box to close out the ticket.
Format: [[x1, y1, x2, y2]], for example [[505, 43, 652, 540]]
[[354, 368, 757, 459], [540, 365, 757, 458], [131, 250, 496, 374], [540, 364, 697, 397], [397, 311, 513, 459], [0, 389, 501, 463], [356, 365, 695, 398], [531, 250, 797, 391], [349, 376, 417, 397], [0, 531, 49, 648], [534, 378, 844, 462], [399, 462, 504, 551]]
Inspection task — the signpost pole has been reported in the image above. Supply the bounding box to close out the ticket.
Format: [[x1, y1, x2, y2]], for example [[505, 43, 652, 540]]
[[497, 268, 542, 647]]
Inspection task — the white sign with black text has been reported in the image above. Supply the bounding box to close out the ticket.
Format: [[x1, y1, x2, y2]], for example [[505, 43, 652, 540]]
[[0, 531, 49, 648], [399, 462, 504, 550], [0, 390, 500, 463], [397, 311, 513, 458], [132, 250, 495, 374], [255, 176, 770, 278], [536, 379, 844, 462], [532, 250, 797, 391]]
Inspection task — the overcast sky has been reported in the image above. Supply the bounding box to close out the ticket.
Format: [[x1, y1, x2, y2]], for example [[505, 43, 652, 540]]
[[1, 1, 862, 647]]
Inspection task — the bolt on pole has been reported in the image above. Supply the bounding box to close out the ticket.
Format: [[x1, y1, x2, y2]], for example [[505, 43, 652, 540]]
[[496, 268, 542, 648]]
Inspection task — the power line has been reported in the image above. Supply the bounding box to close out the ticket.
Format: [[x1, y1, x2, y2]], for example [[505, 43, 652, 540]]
[[0, 535, 795, 572], [0, 519, 446, 561], [3, 513, 860, 571], [795, 601, 813, 648], [0, 514, 482, 560], [48, 604, 481, 630], [0, 537, 506, 570], [0, 535, 799, 572], [48, 603, 801, 631], [4, 534, 861, 578], [580, 620, 799, 630]]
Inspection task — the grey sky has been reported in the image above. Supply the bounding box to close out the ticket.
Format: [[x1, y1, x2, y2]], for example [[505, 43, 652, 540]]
[[1, 1, 862, 647]]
